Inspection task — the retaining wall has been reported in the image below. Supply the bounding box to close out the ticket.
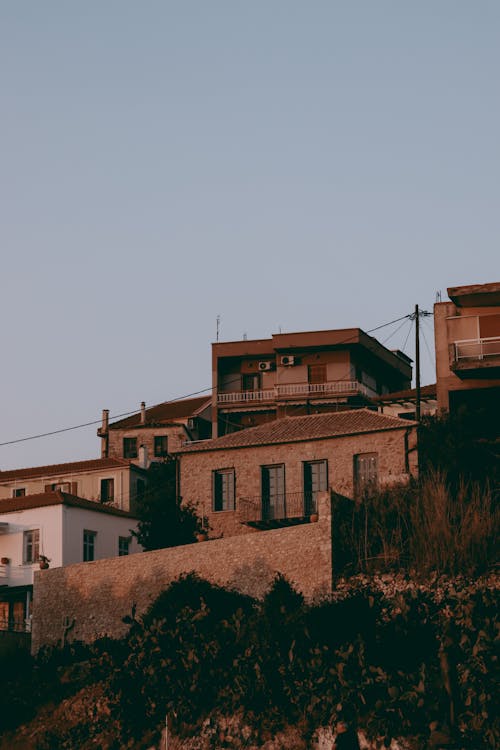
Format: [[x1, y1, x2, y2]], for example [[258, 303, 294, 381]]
[[32, 493, 332, 653]]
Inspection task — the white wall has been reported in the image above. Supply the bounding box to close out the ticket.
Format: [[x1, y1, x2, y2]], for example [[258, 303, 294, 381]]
[[0, 504, 141, 587], [62, 506, 141, 565]]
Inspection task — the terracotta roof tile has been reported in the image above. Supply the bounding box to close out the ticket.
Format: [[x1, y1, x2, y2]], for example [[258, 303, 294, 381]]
[[0, 491, 136, 518], [108, 396, 211, 431], [0, 457, 136, 482], [176, 409, 415, 454]]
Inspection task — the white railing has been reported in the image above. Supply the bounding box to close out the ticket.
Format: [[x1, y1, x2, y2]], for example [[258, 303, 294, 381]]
[[217, 380, 377, 404], [276, 381, 378, 399], [453, 336, 500, 363], [217, 389, 275, 404]]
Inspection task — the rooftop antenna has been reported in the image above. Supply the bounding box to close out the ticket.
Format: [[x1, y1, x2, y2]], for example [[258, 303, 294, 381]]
[[216, 314, 220, 342], [243, 332, 247, 340], [435, 291, 442, 303]]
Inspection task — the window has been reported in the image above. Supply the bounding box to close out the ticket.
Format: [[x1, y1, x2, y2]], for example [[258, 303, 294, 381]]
[[83, 530, 96, 562], [213, 469, 235, 511], [261, 464, 285, 521], [13, 488, 26, 497], [100, 478, 114, 503], [118, 536, 130, 556], [303, 460, 328, 514], [242, 373, 260, 391], [24, 529, 40, 564], [308, 364, 327, 384], [354, 453, 378, 496], [45, 482, 71, 492], [123, 437, 137, 459], [154, 435, 168, 457]]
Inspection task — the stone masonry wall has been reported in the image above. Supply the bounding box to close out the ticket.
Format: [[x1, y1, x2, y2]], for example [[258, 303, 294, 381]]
[[179, 427, 417, 540], [31, 493, 333, 653]]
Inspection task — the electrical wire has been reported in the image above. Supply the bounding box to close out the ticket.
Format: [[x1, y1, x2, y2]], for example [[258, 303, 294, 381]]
[[0, 313, 412, 450]]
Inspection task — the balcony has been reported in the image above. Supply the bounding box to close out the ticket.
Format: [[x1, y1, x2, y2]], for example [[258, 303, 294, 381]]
[[450, 337, 500, 379], [217, 380, 377, 406], [238, 491, 318, 529], [276, 380, 378, 400]]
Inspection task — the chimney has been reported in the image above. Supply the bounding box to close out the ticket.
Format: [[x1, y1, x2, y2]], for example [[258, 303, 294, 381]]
[[138, 444, 149, 470], [140, 401, 146, 425], [99, 409, 109, 458]]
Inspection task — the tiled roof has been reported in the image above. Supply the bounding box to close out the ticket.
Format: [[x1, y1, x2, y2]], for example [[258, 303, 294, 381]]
[[108, 396, 211, 430], [376, 383, 437, 403], [176, 409, 415, 454], [0, 457, 135, 482], [0, 491, 136, 518]]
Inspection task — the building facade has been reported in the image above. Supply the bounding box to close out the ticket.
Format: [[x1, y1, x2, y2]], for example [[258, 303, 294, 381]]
[[176, 409, 418, 540], [212, 328, 412, 437], [0, 491, 141, 632], [434, 282, 500, 414], [98, 396, 212, 463], [0, 457, 147, 514]]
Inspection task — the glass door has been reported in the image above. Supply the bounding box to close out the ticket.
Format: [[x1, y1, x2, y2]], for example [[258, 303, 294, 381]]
[[261, 465, 285, 520], [303, 460, 328, 514]]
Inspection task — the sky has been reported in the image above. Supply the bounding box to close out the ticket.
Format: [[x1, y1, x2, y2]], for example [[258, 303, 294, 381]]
[[1, 1, 499, 470]]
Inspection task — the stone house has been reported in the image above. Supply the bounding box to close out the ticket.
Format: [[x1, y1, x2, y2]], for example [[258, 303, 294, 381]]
[[175, 409, 418, 540], [98, 396, 212, 464]]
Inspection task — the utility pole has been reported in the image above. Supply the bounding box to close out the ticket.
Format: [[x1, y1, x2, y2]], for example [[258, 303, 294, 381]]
[[415, 304, 421, 422]]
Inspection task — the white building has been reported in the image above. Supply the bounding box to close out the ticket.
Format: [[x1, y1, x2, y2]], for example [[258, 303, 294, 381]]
[[0, 491, 142, 632]]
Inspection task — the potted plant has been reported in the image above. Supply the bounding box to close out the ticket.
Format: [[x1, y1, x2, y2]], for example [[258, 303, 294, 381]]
[[39, 554, 51, 570], [195, 515, 210, 542]]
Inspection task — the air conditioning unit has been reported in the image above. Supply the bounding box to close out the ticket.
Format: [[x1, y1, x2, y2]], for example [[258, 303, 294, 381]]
[[258, 361, 273, 371], [280, 355, 295, 366]]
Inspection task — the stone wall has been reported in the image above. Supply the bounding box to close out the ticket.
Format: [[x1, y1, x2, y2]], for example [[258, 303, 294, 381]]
[[31, 494, 333, 653]]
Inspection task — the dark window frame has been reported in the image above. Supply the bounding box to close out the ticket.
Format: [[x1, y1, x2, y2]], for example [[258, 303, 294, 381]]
[[100, 477, 115, 503], [154, 435, 169, 457], [24, 529, 40, 564], [123, 437, 138, 459], [213, 468, 236, 511], [83, 530, 97, 562], [118, 536, 130, 556]]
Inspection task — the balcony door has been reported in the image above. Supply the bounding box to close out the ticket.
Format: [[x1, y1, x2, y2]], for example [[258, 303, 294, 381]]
[[261, 464, 285, 521], [303, 460, 328, 514]]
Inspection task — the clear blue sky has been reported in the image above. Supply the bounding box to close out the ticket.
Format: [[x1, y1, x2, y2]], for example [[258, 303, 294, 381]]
[[1, 1, 498, 469]]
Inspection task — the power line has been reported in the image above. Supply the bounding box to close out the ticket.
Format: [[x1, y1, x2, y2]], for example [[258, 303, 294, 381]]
[[0, 313, 412, 450]]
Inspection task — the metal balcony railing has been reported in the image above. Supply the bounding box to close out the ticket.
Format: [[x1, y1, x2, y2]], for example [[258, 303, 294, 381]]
[[238, 491, 318, 524], [452, 336, 500, 363], [217, 380, 377, 404]]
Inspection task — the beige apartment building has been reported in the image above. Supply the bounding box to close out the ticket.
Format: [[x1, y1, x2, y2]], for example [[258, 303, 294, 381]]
[[212, 328, 412, 437], [434, 282, 500, 414], [0, 457, 147, 513]]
